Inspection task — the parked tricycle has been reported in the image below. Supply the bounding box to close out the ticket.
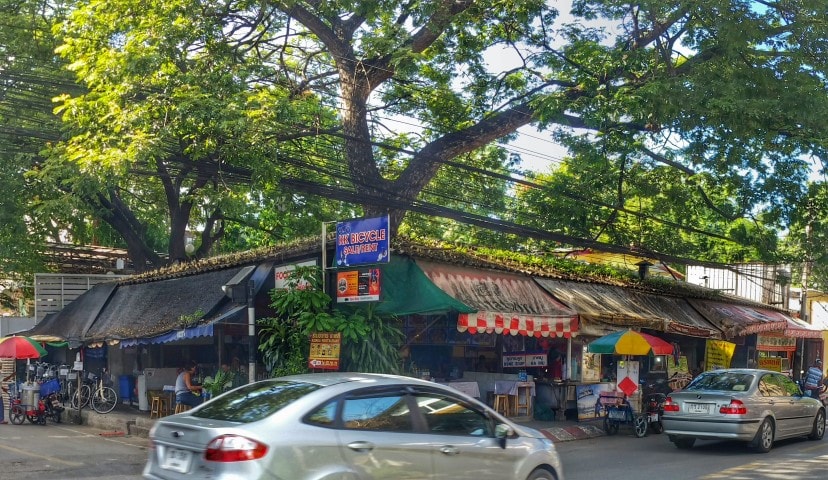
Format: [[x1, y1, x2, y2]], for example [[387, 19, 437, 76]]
[[603, 394, 648, 438], [9, 382, 47, 425]]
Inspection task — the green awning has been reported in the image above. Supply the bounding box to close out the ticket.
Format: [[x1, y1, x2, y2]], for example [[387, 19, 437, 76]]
[[335, 256, 474, 316]]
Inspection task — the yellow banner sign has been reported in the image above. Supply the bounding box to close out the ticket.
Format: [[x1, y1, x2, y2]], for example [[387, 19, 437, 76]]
[[309, 332, 341, 370], [704, 339, 736, 370], [757, 357, 782, 372]]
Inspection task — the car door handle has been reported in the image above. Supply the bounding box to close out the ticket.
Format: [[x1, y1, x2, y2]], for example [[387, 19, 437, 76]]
[[347, 441, 375, 452], [440, 445, 460, 456]]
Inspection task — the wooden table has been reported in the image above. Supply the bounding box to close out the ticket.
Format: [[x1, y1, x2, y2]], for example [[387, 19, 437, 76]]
[[440, 381, 481, 398]]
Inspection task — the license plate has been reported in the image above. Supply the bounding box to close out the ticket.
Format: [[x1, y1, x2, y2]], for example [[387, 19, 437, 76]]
[[162, 447, 193, 473], [686, 403, 711, 414], [648, 413, 660, 422]]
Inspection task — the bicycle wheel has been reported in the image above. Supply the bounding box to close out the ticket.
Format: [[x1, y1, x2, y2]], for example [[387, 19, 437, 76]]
[[91, 386, 118, 414], [9, 404, 26, 425], [71, 384, 91, 409]]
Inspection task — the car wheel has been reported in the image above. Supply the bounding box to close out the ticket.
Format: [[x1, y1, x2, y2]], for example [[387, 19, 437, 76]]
[[808, 409, 825, 440], [526, 467, 557, 480], [673, 437, 695, 449], [633, 414, 648, 438], [752, 418, 774, 453]]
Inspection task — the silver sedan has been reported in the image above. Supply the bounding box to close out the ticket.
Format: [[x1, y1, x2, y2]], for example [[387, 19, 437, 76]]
[[143, 372, 564, 480], [662, 368, 826, 452]]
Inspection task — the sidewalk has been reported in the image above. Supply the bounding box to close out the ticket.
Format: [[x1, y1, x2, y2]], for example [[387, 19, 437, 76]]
[[66, 402, 156, 438], [517, 418, 606, 443], [73, 403, 607, 443]]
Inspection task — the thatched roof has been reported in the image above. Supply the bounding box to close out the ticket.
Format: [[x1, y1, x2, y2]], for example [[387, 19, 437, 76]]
[[84, 266, 251, 342], [25, 282, 118, 345]]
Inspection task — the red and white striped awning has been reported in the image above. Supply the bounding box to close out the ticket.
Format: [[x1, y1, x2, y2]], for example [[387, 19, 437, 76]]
[[416, 260, 579, 338], [458, 311, 579, 337]]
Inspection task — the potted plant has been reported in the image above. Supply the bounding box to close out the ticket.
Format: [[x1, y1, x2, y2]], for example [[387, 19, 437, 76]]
[[202, 369, 233, 399]]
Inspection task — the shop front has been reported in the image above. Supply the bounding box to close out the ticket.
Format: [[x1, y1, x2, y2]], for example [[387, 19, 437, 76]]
[[533, 278, 723, 420], [414, 259, 578, 419], [687, 298, 824, 377]]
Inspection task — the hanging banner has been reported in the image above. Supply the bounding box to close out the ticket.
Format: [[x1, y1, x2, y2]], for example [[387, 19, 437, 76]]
[[336, 268, 381, 303], [581, 352, 602, 383], [704, 339, 736, 370], [308, 332, 341, 370], [335, 216, 390, 267], [667, 355, 689, 377], [756, 333, 796, 352], [502, 352, 527, 368], [502, 351, 548, 368]]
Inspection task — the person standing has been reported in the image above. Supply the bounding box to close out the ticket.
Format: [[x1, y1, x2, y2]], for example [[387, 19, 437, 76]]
[[175, 361, 203, 407], [803, 358, 823, 398]]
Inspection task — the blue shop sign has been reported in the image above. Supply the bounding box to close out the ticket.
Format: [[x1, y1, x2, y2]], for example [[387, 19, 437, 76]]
[[335, 216, 390, 267]]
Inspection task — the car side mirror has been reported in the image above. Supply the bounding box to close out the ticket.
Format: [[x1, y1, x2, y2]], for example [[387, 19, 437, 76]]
[[495, 423, 514, 449]]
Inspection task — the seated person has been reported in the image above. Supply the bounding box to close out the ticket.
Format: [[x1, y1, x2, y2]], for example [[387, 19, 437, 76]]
[[175, 360, 203, 407]]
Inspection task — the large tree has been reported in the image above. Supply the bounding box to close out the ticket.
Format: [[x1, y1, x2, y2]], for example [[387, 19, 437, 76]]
[[252, 0, 827, 241], [9, 0, 828, 275], [49, 0, 355, 270], [0, 0, 79, 280]]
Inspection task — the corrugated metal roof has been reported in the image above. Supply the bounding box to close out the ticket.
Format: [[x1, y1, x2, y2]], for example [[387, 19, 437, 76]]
[[534, 278, 721, 338]]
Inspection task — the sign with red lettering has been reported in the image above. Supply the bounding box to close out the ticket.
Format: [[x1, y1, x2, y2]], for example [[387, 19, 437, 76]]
[[274, 260, 317, 290], [309, 332, 341, 370]]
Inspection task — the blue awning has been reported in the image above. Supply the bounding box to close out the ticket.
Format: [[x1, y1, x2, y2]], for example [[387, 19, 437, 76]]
[[119, 305, 246, 348]]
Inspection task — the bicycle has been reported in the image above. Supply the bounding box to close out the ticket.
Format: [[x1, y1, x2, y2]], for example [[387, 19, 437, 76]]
[[71, 369, 118, 413]]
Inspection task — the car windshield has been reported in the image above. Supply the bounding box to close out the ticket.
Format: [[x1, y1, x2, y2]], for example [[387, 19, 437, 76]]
[[193, 380, 321, 423], [684, 372, 754, 392]]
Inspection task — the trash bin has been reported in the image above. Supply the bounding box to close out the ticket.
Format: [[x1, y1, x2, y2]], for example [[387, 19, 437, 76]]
[[119, 375, 133, 403]]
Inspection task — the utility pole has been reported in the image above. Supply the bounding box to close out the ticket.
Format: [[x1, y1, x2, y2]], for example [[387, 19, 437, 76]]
[[248, 280, 256, 384], [800, 204, 813, 323], [798, 200, 814, 379]]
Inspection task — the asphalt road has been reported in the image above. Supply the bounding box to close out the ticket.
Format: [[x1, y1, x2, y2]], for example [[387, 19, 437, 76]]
[[556, 429, 828, 480], [0, 421, 149, 479], [1, 420, 826, 479]]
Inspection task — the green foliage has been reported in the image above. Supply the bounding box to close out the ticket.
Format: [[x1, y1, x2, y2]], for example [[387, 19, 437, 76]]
[[202, 368, 233, 397], [4, 0, 828, 283], [338, 304, 405, 374], [178, 309, 206, 327], [259, 265, 404, 376]]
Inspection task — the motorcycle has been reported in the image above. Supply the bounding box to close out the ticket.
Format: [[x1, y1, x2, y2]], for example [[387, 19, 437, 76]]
[[39, 378, 64, 423], [643, 392, 666, 434]]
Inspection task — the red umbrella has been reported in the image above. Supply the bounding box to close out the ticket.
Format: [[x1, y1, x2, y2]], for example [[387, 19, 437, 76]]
[[0, 336, 48, 359]]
